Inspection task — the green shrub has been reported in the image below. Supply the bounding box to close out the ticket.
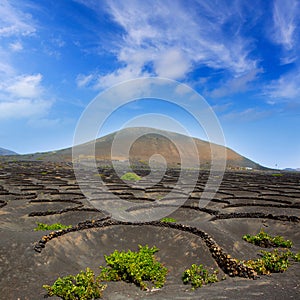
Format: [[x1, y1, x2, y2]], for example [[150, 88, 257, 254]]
[[99, 245, 168, 290], [34, 222, 72, 231], [182, 264, 219, 289], [243, 230, 292, 248], [291, 251, 300, 262], [94, 173, 105, 178], [160, 217, 176, 223], [43, 267, 106, 299], [120, 172, 141, 181], [245, 249, 295, 275]]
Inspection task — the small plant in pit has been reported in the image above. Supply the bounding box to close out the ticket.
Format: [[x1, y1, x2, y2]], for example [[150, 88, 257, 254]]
[[120, 172, 141, 181], [99, 245, 168, 290], [34, 222, 72, 231], [94, 173, 105, 179], [43, 267, 106, 299], [291, 251, 300, 262], [160, 217, 177, 223], [244, 249, 299, 275], [243, 230, 292, 248], [182, 264, 219, 289]]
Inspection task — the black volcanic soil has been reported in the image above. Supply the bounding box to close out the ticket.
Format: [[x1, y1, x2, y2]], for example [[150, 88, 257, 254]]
[[0, 161, 299, 299]]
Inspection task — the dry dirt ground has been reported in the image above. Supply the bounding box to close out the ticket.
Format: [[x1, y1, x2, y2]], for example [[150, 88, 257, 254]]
[[0, 161, 299, 299]]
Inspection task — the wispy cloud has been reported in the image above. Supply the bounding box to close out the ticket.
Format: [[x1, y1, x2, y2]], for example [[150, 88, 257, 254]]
[[0, 0, 36, 37], [222, 108, 271, 122], [262, 0, 300, 103], [211, 102, 233, 114], [0, 2, 53, 121], [9, 41, 23, 52], [0, 99, 52, 120], [95, 65, 149, 90], [272, 0, 299, 50], [209, 68, 263, 98], [154, 49, 191, 79], [264, 69, 300, 101], [76, 73, 97, 88], [27, 117, 61, 128], [0, 60, 15, 76], [78, 0, 258, 88], [0, 73, 53, 120], [5, 74, 43, 98]]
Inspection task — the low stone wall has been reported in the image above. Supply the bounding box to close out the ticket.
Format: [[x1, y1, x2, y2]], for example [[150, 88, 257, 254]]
[[212, 212, 299, 222], [34, 218, 257, 279]]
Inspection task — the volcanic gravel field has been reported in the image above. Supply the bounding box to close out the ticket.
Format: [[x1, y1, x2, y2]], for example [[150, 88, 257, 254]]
[[0, 161, 299, 299]]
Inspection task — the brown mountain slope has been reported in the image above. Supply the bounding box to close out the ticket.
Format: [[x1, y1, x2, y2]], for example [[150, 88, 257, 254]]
[[59, 127, 262, 169]]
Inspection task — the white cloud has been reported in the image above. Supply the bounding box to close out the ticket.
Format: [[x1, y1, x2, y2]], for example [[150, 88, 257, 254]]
[[264, 70, 300, 100], [0, 1, 41, 122], [211, 103, 232, 113], [6, 74, 43, 98], [222, 108, 271, 122], [0, 0, 53, 122], [27, 117, 60, 128], [272, 0, 299, 50], [154, 49, 191, 79], [80, 0, 258, 88], [51, 37, 66, 48], [0, 44, 16, 77], [0, 60, 14, 76], [95, 76, 153, 103], [76, 73, 95, 88], [0, 0, 36, 37], [175, 83, 193, 96], [0, 73, 53, 120], [9, 41, 23, 52], [0, 99, 52, 120], [95, 65, 149, 90], [209, 68, 263, 98]]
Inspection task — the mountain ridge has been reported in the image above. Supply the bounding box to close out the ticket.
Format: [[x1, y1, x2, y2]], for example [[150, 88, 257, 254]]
[[6, 127, 264, 169], [0, 147, 18, 156]]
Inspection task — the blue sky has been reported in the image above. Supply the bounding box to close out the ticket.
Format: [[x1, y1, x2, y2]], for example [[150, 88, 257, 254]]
[[0, 0, 299, 169]]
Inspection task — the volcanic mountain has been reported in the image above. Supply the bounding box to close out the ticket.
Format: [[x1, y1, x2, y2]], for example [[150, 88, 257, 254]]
[[0, 147, 18, 156], [24, 127, 262, 169]]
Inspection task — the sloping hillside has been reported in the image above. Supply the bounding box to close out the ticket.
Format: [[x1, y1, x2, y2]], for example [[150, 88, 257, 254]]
[[0, 147, 18, 156], [22, 127, 263, 169]]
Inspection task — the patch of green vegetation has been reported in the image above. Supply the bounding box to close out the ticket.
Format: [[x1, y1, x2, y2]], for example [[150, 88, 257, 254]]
[[244, 249, 299, 275], [43, 267, 106, 299], [41, 171, 48, 175], [34, 222, 72, 231], [243, 230, 292, 248], [182, 264, 219, 290], [160, 217, 177, 223], [99, 245, 168, 290], [272, 173, 283, 177], [120, 172, 141, 181], [291, 251, 300, 262], [94, 173, 105, 178]]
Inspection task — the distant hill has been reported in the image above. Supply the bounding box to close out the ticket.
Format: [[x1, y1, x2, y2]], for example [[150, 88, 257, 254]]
[[284, 168, 300, 172], [0, 147, 18, 156], [16, 127, 264, 170]]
